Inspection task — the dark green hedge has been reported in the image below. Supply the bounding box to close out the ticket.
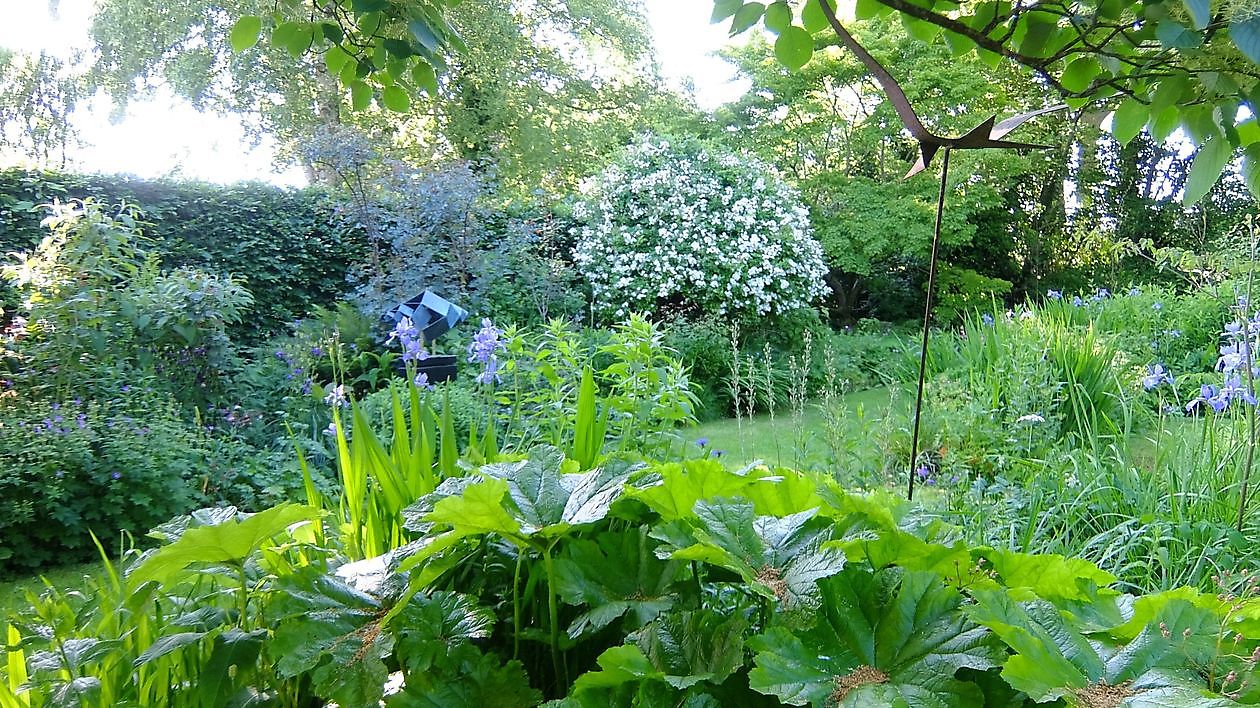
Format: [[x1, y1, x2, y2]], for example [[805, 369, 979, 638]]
[[0, 168, 365, 339]]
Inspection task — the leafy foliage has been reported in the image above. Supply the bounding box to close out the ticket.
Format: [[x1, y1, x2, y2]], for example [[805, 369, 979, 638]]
[[0, 168, 363, 338]]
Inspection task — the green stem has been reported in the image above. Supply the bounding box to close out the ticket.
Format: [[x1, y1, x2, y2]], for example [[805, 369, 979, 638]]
[[237, 562, 249, 628], [512, 550, 524, 661], [542, 542, 566, 690]]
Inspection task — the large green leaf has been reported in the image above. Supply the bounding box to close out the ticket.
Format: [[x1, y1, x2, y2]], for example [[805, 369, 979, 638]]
[[968, 590, 1095, 701], [571, 609, 748, 699], [480, 447, 636, 537], [554, 528, 683, 639], [631, 459, 755, 520], [198, 628, 266, 707], [228, 15, 263, 51], [666, 499, 845, 606], [268, 569, 393, 707], [393, 590, 495, 672], [969, 590, 1236, 704], [127, 504, 319, 588], [775, 26, 814, 70], [1183, 133, 1234, 205], [1231, 13, 1260, 63], [749, 569, 1000, 706]]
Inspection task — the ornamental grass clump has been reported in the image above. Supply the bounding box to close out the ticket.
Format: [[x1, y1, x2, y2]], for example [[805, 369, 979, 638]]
[[571, 135, 829, 323]]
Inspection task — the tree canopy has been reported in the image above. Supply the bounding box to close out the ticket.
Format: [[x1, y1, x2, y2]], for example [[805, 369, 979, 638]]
[[713, 0, 1260, 199]]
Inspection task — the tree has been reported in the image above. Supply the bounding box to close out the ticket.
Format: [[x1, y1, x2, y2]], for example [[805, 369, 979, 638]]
[[715, 0, 1260, 200], [89, 0, 665, 192], [716, 26, 1068, 319], [0, 49, 82, 168]]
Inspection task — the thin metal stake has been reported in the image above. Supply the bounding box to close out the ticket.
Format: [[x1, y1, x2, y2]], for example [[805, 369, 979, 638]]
[[908, 147, 951, 501]]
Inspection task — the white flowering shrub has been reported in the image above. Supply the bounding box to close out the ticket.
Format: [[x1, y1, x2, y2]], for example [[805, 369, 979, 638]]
[[572, 136, 829, 322]]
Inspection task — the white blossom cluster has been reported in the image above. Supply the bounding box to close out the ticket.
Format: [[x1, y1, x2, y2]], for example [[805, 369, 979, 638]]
[[572, 137, 830, 321]]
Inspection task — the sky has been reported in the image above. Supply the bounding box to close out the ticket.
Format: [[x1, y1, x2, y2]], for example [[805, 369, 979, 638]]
[[0, 0, 750, 185]]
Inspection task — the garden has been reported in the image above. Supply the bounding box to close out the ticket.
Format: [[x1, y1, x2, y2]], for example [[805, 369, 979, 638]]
[[3, 0, 1260, 706]]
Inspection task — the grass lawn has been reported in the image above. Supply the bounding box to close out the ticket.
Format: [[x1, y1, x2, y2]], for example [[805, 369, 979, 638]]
[[689, 386, 908, 472], [1, 562, 100, 621]]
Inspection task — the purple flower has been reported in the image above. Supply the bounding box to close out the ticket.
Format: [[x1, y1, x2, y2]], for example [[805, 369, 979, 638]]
[[915, 465, 931, 480], [710, 449, 726, 458], [388, 317, 430, 363], [301, 378, 313, 396], [1046, 290, 1062, 300], [695, 437, 709, 448], [1152, 302, 1163, 311], [1142, 364, 1173, 391], [324, 384, 348, 408], [1217, 342, 1249, 373], [310, 346, 325, 358], [468, 318, 506, 384], [111, 471, 122, 481], [323, 422, 338, 437], [981, 313, 995, 326], [1128, 287, 1141, 297], [1072, 296, 1084, 307], [1221, 375, 1257, 406], [413, 371, 434, 390]]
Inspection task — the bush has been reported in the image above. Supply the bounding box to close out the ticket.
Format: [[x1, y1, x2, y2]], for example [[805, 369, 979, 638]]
[[571, 135, 829, 323], [0, 385, 202, 574], [0, 168, 363, 338]]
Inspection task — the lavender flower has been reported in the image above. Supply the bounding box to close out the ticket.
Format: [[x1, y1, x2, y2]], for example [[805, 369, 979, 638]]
[[414, 371, 434, 390], [1072, 296, 1084, 307], [981, 313, 995, 326], [695, 437, 709, 448], [1046, 290, 1062, 300], [1218, 341, 1250, 373], [1128, 287, 1141, 297], [468, 318, 506, 385], [1142, 364, 1174, 391], [324, 384, 348, 408], [388, 317, 430, 362]]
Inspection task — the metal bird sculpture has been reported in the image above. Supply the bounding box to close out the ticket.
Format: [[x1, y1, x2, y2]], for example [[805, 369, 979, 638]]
[[811, 0, 1066, 499]]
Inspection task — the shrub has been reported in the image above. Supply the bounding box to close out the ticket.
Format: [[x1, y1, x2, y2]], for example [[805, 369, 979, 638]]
[[571, 135, 829, 323], [0, 385, 202, 573], [0, 168, 362, 338]]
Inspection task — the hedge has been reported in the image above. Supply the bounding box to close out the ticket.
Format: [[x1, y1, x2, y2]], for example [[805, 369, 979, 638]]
[[0, 168, 365, 339]]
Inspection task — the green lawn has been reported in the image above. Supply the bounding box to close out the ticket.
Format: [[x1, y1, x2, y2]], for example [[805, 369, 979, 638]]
[[1, 562, 100, 621], [689, 386, 908, 472]]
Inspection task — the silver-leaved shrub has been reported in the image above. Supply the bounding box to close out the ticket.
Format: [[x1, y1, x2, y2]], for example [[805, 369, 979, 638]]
[[572, 135, 829, 322]]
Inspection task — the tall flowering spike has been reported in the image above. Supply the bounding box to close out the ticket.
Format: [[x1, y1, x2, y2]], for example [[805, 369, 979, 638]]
[[468, 318, 505, 385], [388, 316, 430, 363]]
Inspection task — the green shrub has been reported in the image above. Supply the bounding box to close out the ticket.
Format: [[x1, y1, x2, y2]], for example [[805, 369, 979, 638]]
[[0, 168, 363, 338], [0, 387, 201, 574]]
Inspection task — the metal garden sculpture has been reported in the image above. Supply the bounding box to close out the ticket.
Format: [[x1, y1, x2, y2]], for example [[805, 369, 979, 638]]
[[811, 0, 1066, 499]]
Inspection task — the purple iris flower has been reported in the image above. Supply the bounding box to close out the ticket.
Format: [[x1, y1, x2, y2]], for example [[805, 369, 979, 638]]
[[1142, 364, 1173, 391], [468, 318, 506, 385]]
